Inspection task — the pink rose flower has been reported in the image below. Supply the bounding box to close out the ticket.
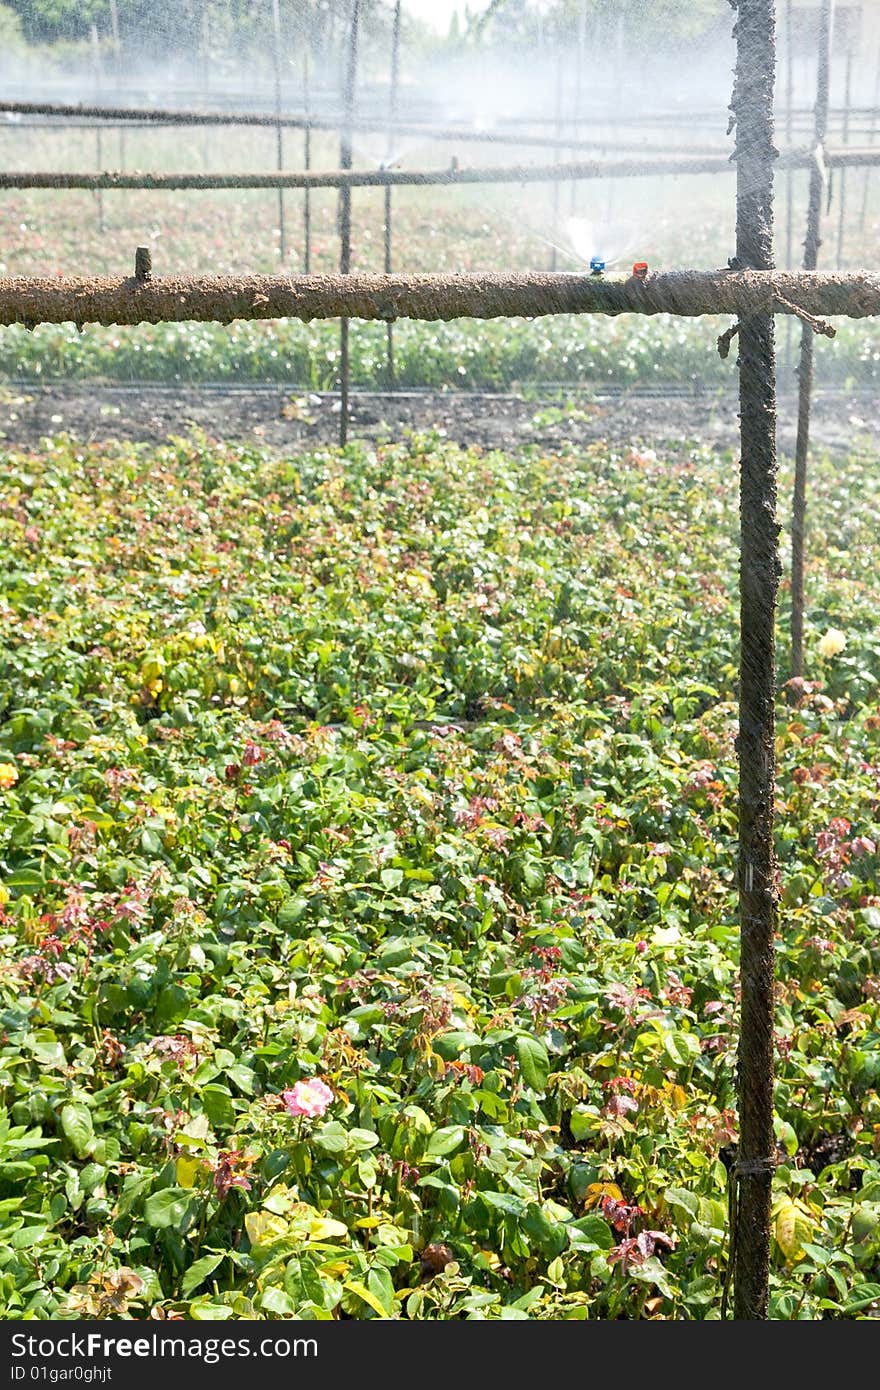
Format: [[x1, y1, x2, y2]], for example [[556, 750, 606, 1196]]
[[282, 1078, 333, 1119]]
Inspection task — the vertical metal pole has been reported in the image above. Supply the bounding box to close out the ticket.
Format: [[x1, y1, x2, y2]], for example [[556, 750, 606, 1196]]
[[550, 40, 562, 267], [569, 2, 585, 214], [90, 24, 105, 235], [108, 0, 124, 169], [791, 0, 833, 680], [200, 0, 211, 170], [384, 0, 402, 389], [732, 0, 778, 1323], [303, 48, 312, 272], [272, 0, 287, 262], [857, 45, 880, 232], [339, 0, 360, 447], [835, 41, 852, 269], [784, 0, 794, 368]]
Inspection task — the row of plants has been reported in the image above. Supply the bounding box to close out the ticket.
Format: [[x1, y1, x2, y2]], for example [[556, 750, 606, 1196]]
[[2, 314, 880, 390], [0, 431, 879, 1318]]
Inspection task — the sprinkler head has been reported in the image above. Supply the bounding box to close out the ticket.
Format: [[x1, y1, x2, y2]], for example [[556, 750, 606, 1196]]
[[589, 255, 605, 276], [632, 261, 649, 281]]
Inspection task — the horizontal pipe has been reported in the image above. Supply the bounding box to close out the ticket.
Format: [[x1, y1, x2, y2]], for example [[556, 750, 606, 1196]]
[[0, 98, 743, 152], [0, 119, 733, 158], [0, 155, 734, 189], [2, 119, 197, 132], [0, 99, 869, 154], [0, 147, 877, 193], [3, 115, 867, 139], [1, 269, 878, 330], [3, 96, 880, 136]]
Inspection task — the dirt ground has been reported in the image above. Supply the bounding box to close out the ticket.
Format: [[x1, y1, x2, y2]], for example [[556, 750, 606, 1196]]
[[0, 382, 876, 457]]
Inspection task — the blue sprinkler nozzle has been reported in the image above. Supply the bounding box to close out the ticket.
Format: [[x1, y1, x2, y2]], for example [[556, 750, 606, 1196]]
[[589, 255, 606, 276]]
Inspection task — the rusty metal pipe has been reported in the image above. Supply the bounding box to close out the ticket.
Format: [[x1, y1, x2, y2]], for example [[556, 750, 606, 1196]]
[[0, 268, 876, 329]]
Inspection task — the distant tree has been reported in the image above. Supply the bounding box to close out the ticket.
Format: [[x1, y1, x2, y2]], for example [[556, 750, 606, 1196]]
[[0, 1, 25, 45], [462, 0, 726, 49], [4, 0, 398, 64]]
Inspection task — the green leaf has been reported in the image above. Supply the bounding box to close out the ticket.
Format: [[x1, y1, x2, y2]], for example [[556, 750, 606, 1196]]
[[60, 1102, 95, 1160], [201, 1086, 235, 1128], [522, 1203, 568, 1258], [144, 1187, 196, 1231], [277, 896, 308, 932], [417, 1176, 459, 1215], [27, 1035, 66, 1068], [569, 1107, 597, 1142], [154, 983, 190, 1028], [663, 1031, 701, 1068], [259, 1286, 297, 1316], [189, 1304, 234, 1321], [347, 1128, 379, 1152], [182, 1252, 225, 1298], [432, 1030, 481, 1059], [844, 1282, 880, 1314], [479, 1190, 526, 1218], [4, 868, 45, 892], [367, 1267, 397, 1315], [515, 1034, 550, 1092], [664, 1186, 699, 1223], [425, 1125, 467, 1157], [11, 1224, 48, 1249], [683, 1275, 717, 1306], [312, 1121, 350, 1154], [568, 1215, 614, 1251], [774, 1120, 799, 1158]]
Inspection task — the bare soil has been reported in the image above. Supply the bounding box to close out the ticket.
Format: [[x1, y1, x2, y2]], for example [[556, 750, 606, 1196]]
[[0, 382, 876, 457]]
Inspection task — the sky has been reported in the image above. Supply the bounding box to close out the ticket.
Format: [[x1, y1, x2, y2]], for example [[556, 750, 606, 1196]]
[[403, 1, 488, 33]]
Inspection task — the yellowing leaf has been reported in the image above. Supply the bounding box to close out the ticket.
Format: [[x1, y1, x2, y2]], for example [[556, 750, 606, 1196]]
[[584, 1182, 623, 1210], [140, 654, 165, 683], [309, 1216, 348, 1241], [344, 1280, 390, 1318], [664, 1083, 689, 1111], [175, 1154, 201, 1189], [651, 925, 680, 949], [244, 1211, 289, 1249], [773, 1199, 816, 1263], [264, 1188, 299, 1216]]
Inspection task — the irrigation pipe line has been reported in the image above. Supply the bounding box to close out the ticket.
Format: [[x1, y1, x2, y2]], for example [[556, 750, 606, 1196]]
[[1, 96, 877, 142], [0, 98, 745, 151], [0, 121, 754, 158], [3, 147, 880, 195], [6, 90, 880, 120], [1, 268, 878, 329]]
